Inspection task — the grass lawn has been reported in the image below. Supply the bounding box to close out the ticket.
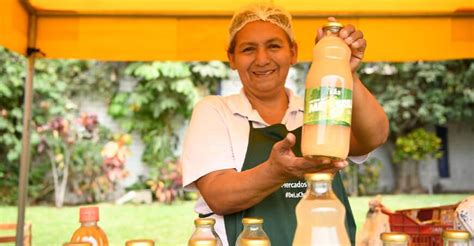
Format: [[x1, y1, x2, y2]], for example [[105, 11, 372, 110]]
[[0, 194, 469, 245]]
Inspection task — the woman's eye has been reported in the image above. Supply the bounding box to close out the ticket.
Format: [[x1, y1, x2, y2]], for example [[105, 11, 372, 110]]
[[269, 44, 281, 49], [242, 47, 255, 53]]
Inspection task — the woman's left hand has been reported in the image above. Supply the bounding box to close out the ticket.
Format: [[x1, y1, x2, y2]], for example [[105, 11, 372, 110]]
[[316, 17, 367, 73]]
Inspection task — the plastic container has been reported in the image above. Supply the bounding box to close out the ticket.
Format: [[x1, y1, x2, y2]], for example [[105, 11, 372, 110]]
[[382, 203, 459, 246], [70, 206, 109, 246]]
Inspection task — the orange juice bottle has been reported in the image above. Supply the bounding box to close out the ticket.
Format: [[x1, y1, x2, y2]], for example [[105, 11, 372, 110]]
[[188, 218, 222, 246], [70, 206, 109, 246], [301, 21, 353, 161], [293, 173, 350, 245], [442, 230, 471, 246], [236, 217, 270, 246]]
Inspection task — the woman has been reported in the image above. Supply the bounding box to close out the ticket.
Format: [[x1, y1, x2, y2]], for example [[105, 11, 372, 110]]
[[182, 3, 389, 246]]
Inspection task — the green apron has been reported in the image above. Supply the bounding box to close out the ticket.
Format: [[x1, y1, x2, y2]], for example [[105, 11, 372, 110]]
[[223, 122, 356, 246]]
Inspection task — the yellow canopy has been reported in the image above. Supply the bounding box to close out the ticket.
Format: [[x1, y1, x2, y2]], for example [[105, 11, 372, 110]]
[[1, 0, 473, 62]]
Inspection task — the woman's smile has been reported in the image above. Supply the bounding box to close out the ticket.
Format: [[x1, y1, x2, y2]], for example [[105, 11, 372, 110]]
[[252, 69, 276, 77]]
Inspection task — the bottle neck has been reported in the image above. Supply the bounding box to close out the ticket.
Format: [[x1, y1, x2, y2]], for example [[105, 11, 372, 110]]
[[243, 224, 263, 232], [195, 224, 214, 232], [323, 26, 341, 37], [308, 179, 334, 198], [81, 221, 98, 227]]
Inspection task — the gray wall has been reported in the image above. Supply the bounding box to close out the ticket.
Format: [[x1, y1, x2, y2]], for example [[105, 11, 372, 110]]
[[374, 122, 474, 193]]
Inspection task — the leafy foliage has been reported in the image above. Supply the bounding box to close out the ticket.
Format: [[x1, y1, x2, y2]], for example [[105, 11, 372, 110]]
[[392, 128, 442, 164], [358, 61, 473, 192], [342, 157, 383, 196], [146, 159, 183, 204], [359, 60, 474, 136], [0, 46, 120, 204], [108, 61, 227, 203]]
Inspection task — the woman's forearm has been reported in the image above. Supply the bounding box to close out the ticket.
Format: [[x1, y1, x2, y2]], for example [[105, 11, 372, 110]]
[[349, 74, 389, 156], [195, 160, 286, 215]]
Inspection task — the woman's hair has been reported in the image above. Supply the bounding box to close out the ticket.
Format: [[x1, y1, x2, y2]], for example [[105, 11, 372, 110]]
[[227, 2, 295, 53]]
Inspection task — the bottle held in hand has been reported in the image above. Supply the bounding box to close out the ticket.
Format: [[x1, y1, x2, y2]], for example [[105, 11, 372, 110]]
[[301, 21, 354, 161]]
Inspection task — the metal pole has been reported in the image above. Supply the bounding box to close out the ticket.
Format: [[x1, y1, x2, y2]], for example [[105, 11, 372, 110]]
[[16, 13, 37, 246]]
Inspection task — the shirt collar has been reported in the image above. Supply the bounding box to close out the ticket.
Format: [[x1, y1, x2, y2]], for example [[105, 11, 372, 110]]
[[228, 88, 304, 122]]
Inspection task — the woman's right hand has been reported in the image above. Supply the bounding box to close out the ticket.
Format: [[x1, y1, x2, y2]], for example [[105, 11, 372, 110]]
[[268, 133, 348, 180]]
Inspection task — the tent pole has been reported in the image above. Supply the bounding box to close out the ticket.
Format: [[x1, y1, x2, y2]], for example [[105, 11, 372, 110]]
[[16, 13, 37, 246]]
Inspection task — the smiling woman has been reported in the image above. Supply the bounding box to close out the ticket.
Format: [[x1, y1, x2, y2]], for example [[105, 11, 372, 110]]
[[181, 2, 389, 246], [228, 20, 297, 123]]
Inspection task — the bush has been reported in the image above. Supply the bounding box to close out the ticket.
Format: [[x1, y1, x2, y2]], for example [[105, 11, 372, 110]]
[[342, 157, 383, 196]]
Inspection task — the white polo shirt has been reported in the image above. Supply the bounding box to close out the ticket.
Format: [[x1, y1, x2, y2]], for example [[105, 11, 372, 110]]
[[181, 88, 366, 245]]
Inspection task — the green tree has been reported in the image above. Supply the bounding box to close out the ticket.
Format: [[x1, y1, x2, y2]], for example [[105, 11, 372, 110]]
[[359, 60, 474, 192], [108, 61, 227, 202], [392, 128, 442, 193], [0, 46, 120, 204], [360, 60, 474, 135]]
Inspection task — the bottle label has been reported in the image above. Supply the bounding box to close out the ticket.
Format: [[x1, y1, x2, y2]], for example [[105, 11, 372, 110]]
[[304, 82, 352, 127]]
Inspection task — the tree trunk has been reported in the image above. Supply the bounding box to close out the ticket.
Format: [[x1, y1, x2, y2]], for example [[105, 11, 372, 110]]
[[408, 160, 425, 193], [48, 145, 71, 208], [394, 161, 409, 193], [57, 145, 71, 207]]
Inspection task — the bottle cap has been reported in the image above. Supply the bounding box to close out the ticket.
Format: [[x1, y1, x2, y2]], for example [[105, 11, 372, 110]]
[[194, 218, 216, 226], [442, 230, 471, 240], [242, 217, 264, 225], [380, 232, 409, 243], [304, 172, 333, 181], [323, 21, 343, 32], [188, 239, 217, 246], [125, 239, 155, 246], [79, 206, 99, 222], [63, 243, 93, 246]]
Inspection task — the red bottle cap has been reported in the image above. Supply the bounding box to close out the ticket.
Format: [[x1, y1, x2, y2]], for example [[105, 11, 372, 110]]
[[79, 206, 99, 222]]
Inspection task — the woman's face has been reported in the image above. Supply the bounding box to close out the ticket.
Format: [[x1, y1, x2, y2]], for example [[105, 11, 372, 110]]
[[228, 21, 297, 99]]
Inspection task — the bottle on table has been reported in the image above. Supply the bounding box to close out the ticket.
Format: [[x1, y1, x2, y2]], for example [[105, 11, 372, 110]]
[[442, 229, 471, 246], [188, 218, 222, 246], [301, 21, 354, 162], [70, 206, 109, 246], [236, 217, 270, 246], [125, 239, 155, 246], [293, 172, 350, 245], [380, 232, 409, 246]]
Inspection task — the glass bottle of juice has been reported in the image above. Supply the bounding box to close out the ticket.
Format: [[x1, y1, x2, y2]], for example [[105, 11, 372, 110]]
[[380, 232, 409, 246], [70, 206, 109, 246], [301, 21, 353, 161], [189, 239, 217, 246], [236, 217, 270, 246], [125, 239, 155, 246], [442, 230, 471, 246], [293, 173, 350, 245], [188, 218, 222, 246]]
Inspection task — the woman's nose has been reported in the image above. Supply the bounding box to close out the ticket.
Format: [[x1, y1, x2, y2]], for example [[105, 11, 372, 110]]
[[254, 48, 270, 66]]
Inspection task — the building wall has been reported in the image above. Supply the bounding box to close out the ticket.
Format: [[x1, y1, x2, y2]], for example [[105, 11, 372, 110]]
[[374, 122, 474, 193], [437, 122, 474, 192]]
